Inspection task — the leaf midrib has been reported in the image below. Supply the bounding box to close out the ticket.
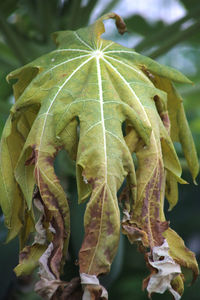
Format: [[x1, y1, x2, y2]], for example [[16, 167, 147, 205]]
[[102, 55, 161, 248], [36, 55, 94, 192]]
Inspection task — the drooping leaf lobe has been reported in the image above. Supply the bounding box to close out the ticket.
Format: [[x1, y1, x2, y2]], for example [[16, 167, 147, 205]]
[[0, 12, 199, 300]]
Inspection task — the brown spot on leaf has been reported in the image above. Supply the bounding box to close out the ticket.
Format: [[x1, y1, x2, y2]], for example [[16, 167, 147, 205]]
[[19, 246, 32, 262], [140, 65, 155, 80], [104, 248, 112, 262], [79, 183, 118, 275], [88, 177, 98, 189], [106, 219, 114, 235], [119, 185, 130, 207], [59, 277, 83, 300], [45, 155, 54, 165], [171, 274, 184, 297], [61, 73, 68, 78], [25, 145, 37, 165], [141, 169, 156, 218], [33, 160, 69, 281], [133, 159, 168, 249], [160, 112, 170, 133], [86, 285, 105, 300], [122, 222, 149, 247]]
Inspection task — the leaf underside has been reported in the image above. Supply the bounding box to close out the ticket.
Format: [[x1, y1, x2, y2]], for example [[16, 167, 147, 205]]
[[0, 12, 199, 300]]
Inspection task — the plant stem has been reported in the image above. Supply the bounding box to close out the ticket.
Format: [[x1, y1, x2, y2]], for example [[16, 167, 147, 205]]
[[149, 20, 200, 59], [135, 5, 200, 53], [0, 12, 28, 64], [68, 0, 82, 30]]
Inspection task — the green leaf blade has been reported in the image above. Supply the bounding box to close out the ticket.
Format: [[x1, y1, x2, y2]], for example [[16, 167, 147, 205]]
[[0, 13, 198, 299]]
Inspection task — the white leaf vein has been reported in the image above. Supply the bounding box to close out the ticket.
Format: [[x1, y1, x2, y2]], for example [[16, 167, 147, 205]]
[[102, 56, 159, 208], [96, 56, 107, 181], [87, 55, 107, 273], [102, 57, 150, 126], [74, 32, 94, 51], [102, 42, 114, 51], [104, 54, 150, 82], [53, 48, 91, 53], [36, 55, 94, 189], [104, 50, 138, 55], [57, 99, 100, 131], [43, 54, 90, 77]]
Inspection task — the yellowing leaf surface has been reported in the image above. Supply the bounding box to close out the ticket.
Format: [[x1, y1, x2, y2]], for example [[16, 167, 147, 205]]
[[0, 13, 198, 300]]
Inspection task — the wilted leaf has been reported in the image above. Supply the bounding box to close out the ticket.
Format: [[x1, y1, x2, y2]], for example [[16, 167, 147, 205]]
[[0, 12, 199, 300], [149, 75, 199, 183], [163, 228, 199, 282], [14, 243, 46, 276], [145, 240, 181, 300], [0, 116, 26, 241]]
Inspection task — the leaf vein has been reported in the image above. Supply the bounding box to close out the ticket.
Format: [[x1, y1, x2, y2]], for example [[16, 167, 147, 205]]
[[53, 48, 91, 53], [102, 42, 114, 51], [36, 56, 94, 190], [74, 32, 94, 51], [104, 54, 150, 82]]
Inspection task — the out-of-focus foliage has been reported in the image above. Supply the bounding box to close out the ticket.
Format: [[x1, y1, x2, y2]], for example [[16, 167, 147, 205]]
[[0, 0, 200, 299]]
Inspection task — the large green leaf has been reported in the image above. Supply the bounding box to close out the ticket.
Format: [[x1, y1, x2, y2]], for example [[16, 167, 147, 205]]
[[0, 13, 199, 299]]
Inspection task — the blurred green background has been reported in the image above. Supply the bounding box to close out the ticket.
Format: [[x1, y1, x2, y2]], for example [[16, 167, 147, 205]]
[[0, 0, 200, 299]]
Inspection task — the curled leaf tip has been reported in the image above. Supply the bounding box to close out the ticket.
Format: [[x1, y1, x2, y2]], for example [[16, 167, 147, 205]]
[[112, 13, 127, 35], [94, 12, 127, 39], [103, 12, 127, 34]]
